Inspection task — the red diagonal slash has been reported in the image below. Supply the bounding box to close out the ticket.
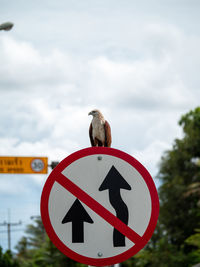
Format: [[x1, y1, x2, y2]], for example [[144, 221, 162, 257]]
[[55, 172, 142, 244]]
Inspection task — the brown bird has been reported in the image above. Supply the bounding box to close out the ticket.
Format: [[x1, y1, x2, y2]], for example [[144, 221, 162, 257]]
[[88, 109, 112, 147]]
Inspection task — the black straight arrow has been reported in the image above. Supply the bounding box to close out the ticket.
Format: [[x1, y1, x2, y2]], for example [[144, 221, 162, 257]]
[[62, 198, 94, 243], [99, 165, 131, 247]]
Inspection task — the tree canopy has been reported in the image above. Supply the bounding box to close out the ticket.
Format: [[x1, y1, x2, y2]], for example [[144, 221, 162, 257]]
[[124, 107, 200, 266]]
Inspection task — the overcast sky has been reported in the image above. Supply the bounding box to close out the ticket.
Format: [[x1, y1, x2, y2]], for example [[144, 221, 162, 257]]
[[0, 0, 200, 252]]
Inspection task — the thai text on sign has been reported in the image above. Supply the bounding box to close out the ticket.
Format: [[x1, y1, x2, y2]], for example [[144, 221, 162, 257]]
[[0, 157, 48, 174]]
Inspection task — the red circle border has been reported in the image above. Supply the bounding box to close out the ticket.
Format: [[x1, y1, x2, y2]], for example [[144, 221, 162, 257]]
[[40, 147, 159, 266]]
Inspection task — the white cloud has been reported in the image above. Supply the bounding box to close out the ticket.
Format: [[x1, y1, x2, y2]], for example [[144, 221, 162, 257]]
[[0, 24, 198, 116], [0, 36, 82, 89], [0, 176, 31, 195], [131, 140, 171, 189], [0, 29, 197, 167], [86, 55, 195, 110]]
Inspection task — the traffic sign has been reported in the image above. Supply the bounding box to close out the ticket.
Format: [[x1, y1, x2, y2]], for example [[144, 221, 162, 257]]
[[40, 147, 159, 266], [0, 156, 48, 174]]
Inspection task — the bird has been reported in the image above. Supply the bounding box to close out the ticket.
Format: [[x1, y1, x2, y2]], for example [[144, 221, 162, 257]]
[[88, 109, 112, 147]]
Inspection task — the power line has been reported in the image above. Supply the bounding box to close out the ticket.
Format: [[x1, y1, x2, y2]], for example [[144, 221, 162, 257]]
[[0, 228, 25, 234], [0, 220, 22, 250]]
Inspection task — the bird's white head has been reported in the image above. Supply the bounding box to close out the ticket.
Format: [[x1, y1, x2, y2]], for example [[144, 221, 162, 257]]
[[88, 109, 105, 121], [88, 109, 101, 117]]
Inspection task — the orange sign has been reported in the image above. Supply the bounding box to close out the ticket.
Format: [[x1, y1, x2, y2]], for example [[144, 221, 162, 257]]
[[0, 157, 48, 174]]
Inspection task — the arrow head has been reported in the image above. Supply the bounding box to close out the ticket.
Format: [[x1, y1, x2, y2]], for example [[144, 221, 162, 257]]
[[62, 199, 94, 224], [99, 165, 131, 191]]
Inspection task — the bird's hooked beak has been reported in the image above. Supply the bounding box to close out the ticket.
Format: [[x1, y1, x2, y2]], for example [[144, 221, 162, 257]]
[[88, 110, 98, 117]]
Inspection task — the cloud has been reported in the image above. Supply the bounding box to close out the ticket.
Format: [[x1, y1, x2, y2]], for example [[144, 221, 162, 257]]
[[0, 24, 198, 116], [0, 15, 199, 199], [0, 36, 82, 90], [131, 139, 171, 190], [132, 140, 170, 175], [0, 29, 196, 162], [86, 55, 194, 110]]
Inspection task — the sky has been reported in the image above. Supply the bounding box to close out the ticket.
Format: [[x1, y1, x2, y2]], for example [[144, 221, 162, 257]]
[[0, 0, 200, 252]]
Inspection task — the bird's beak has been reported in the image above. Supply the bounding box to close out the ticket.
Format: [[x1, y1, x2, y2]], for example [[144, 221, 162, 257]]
[[88, 111, 92, 116]]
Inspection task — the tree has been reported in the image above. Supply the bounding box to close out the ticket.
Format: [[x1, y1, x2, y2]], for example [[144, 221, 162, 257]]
[[158, 107, 200, 250], [123, 107, 200, 267], [16, 216, 83, 267], [185, 229, 200, 263], [0, 247, 19, 267]]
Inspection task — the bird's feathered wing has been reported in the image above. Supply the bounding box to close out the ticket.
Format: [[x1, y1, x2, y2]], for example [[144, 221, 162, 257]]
[[104, 120, 112, 147], [89, 123, 95, 146]]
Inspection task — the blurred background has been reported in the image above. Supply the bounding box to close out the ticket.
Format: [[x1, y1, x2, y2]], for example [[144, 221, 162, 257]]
[[0, 0, 200, 266]]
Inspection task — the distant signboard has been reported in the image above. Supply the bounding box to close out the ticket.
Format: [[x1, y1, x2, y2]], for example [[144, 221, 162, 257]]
[[0, 157, 48, 174]]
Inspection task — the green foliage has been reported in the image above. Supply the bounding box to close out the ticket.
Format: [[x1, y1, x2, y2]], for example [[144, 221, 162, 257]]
[[185, 229, 200, 264], [15, 216, 83, 267], [134, 238, 189, 267], [122, 107, 200, 267], [158, 108, 200, 250], [0, 247, 19, 267]]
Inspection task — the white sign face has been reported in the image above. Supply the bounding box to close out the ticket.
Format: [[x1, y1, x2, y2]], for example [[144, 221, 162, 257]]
[[41, 147, 159, 266], [31, 158, 45, 172]]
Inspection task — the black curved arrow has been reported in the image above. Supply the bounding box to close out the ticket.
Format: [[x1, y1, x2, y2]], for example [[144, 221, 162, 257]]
[[99, 165, 131, 247], [62, 198, 94, 243]]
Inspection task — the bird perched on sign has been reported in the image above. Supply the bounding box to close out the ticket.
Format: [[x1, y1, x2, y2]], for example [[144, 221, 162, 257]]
[[88, 109, 112, 147]]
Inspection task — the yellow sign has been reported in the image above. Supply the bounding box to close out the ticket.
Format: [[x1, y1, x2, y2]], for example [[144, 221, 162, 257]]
[[0, 157, 48, 174]]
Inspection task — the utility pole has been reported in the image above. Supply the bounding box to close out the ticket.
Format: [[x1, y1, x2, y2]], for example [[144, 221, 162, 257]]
[[0, 220, 22, 250]]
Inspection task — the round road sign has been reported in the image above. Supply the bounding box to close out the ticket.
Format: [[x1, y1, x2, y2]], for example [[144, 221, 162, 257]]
[[41, 147, 159, 266], [31, 158, 45, 172]]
